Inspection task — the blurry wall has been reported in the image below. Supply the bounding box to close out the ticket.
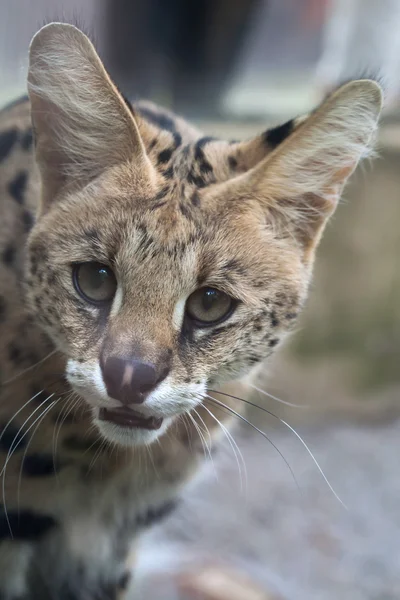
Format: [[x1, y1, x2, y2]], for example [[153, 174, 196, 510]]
[[0, 0, 105, 101]]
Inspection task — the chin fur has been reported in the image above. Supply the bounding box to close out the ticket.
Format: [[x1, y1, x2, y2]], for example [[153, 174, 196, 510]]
[[94, 416, 172, 447]]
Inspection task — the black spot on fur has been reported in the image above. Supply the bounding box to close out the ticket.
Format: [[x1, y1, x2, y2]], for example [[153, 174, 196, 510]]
[[270, 311, 279, 327], [195, 136, 216, 153], [187, 171, 206, 188], [137, 107, 176, 132], [228, 156, 238, 170], [22, 209, 34, 232], [268, 338, 279, 347], [264, 120, 294, 148], [191, 191, 200, 206], [150, 201, 167, 211], [199, 159, 213, 175], [136, 500, 178, 529], [0, 128, 18, 162], [148, 138, 157, 151], [194, 138, 214, 175], [163, 165, 174, 179], [158, 148, 173, 164], [179, 202, 193, 220], [173, 132, 182, 148], [0, 509, 56, 541], [0, 422, 27, 452], [2, 243, 16, 266], [154, 186, 169, 201], [29, 241, 48, 275], [21, 128, 33, 151], [22, 453, 58, 477], [8, 171, 28, 204]]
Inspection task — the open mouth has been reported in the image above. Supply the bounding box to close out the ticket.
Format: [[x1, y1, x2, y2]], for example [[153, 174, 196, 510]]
[[99, 407, 163, 430]]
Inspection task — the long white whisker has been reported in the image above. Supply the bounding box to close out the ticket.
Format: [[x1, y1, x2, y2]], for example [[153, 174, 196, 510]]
[[2, 399, 58, 538], [18, 398, 60, 510], [202, 403, 247, 494], [187, 412, 208, 462], [205, 394, 300, 494], [192, 408, 213, 461], [209, 389, 346, 509], [52, 393, 80, 476], [0, 390, 49, 446], [246, 382, 310, 409], [0, 394, 55, 474], [192, 407, 219, 482]]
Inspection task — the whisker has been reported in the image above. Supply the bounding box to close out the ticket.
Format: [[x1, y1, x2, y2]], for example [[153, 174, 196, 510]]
[[205, 395, 300, 493], [18, 397, 60, 510], [187, 412, 208, 462], [0, 389, 50, 446], [202, 403, 247, 493], [87, 439, 109, 474], [192, 408, 213, 461], [2, 350, 58, 386], [246, 382, 310, 409], [2, 398, 58, 538], [52, 393, 80, 479], [0, 393, 55, 472], [208, 389, 346, 508]]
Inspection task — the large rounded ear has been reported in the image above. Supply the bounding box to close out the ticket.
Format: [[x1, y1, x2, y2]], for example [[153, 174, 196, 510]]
[[227, 80, 383, 262], [28, 23, 149, 210]]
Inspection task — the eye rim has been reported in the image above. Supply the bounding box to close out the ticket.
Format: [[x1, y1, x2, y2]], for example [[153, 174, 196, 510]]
[[72, 261, 117, 306], [185, 286, 237, 328]]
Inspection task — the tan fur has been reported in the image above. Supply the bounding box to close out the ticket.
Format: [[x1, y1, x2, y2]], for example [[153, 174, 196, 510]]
[[0, 22, 382, 599]]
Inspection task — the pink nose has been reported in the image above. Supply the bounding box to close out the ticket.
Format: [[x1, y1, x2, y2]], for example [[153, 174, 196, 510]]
[[100, 357, 168, 405]]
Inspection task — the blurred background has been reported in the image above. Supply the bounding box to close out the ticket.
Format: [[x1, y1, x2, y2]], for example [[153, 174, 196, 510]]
[[1, 1, 400, 599]]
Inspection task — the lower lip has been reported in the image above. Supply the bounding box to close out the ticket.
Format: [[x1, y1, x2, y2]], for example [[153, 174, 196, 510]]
[[99, 407, 163, 430]]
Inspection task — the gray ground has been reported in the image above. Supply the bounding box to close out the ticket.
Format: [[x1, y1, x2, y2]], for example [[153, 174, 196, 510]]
[[134, 414, 400, 600]]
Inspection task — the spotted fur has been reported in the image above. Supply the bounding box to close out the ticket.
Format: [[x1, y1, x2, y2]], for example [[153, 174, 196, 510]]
[[0, 22, 382, 599]]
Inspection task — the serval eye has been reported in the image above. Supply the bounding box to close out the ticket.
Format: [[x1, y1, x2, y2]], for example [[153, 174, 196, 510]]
[[186, 287, 234, 326], [73, 262, 117, 305]]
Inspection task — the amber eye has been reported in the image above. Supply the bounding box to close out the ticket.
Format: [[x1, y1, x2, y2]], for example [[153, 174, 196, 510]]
[[186, 287, 234, 326], [73, 262, 117, 305]]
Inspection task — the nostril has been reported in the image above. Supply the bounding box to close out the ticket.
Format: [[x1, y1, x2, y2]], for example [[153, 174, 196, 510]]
[[133, 362, 158, 394], [157, 365, 170, 385]]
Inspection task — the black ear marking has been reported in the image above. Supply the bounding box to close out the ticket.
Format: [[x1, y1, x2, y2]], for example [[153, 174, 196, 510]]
[[264, 119, 294, 149]]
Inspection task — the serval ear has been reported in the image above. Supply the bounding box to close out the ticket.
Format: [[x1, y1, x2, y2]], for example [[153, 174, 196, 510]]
[[28, 23, 150, 209], [229, 80, 383, 263]]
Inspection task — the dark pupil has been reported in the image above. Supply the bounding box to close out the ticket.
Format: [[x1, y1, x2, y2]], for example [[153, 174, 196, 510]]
[[202, 288, 219, 311]]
